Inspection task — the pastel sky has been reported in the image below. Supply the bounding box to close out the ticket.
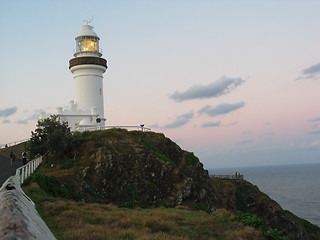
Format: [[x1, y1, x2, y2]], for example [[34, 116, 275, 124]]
[[1, 1, 320, 168]]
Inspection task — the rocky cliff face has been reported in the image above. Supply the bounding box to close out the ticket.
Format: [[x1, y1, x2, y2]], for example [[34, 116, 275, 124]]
[[41, 129, 319, 240], [72, 129, 217, 211]]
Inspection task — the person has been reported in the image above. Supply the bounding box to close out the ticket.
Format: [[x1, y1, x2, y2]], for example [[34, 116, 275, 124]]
[[10, 151, 16, 167], [22, 151, 28, 165]]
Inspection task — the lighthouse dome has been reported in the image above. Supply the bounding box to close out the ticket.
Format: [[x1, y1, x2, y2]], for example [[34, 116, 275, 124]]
[[76, 25, 99, 39]]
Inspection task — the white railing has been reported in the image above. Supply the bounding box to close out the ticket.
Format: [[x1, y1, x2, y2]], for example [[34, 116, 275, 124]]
[[0, 139, 29, 149], [77, 125, 152, 132], [0, 156, 56, 239], [16, 156, 43, 184]]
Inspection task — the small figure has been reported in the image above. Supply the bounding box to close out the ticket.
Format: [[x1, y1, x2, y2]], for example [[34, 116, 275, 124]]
[[10, 151, 16, 167], [22, 151, 28, 165], [5, 144, 8, 148]]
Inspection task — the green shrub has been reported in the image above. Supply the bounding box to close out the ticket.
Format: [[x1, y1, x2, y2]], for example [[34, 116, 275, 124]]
[[285, 210, 320, 233], [235, 211, 267, 230], [185, 152, 199, 165], [139, 139, 173, 164], [26, 172, 79, 201], [61, 158, 78, 169], [235, 211, 288, 240]]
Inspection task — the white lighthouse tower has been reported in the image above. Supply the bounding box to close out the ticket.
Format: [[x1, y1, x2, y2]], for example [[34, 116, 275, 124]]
[[56, 23, 108, 131]]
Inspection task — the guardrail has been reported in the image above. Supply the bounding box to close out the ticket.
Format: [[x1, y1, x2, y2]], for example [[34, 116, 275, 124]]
[[210, 174, 244, 180], [77, 125, 152, 132], [0, 156, 57, 239], [0, 139, 29, 149], [16, 156, 43, 184]]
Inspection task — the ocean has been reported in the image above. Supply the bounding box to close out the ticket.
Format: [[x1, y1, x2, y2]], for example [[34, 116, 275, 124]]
[[209, 163, 320, 227]]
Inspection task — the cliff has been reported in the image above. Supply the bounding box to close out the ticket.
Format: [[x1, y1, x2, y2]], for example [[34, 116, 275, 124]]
[[26, 129, 320, 240]]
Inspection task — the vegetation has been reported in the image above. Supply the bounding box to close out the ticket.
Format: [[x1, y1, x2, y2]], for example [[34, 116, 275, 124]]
[[22, 121, 320, 240], [23, 181, 266, 240], [28, 115, 78, 159], [235, 212, 288, 240], [184, 152, 199, 165], [235, 181, 259, 211], [139, 139, 174, 164]]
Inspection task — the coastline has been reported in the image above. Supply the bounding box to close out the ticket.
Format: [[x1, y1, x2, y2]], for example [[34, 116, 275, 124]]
[[209, 163, 320, 227]]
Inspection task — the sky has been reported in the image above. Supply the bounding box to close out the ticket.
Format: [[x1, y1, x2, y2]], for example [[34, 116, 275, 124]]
[[1, 0, 320, 168]]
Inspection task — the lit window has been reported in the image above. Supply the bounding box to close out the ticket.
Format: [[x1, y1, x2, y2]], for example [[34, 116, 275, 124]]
[[80, 39, 97, 52]]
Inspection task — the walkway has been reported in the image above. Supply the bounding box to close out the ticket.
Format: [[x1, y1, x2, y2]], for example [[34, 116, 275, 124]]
[[0, 156, 23, 187]]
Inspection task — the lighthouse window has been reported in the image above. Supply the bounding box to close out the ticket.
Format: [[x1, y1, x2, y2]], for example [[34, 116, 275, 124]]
[[100, 88, 102, 95], [80, 39, 98, 52]]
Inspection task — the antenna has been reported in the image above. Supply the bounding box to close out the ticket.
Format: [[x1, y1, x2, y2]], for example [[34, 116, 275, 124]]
[[83, 16, 94, 25]]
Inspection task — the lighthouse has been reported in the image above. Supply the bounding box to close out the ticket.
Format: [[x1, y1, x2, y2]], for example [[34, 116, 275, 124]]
[[55, 24, 108, 131]]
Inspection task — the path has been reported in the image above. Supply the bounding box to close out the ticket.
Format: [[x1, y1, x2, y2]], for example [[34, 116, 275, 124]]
[[0, 156, 23, 186]]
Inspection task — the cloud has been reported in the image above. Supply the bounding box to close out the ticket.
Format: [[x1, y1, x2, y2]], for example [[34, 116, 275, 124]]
[[297, 63, 320, 80], [303, 63, 320, 75], [14, 113, 39, 125], [309, 140, 320, 148], [150, 123, 160, 129], [309, 117, 320, 122], [201, 121, 221, 128], [172, 138, 183, 144], [0, 106, 17, 117], [163, 112, 194, 129], [242, 130, 252, 135], [2, 119, 11, 124], [199, 102, 245, 117], [309, 130, 320, 135], [263, 132, 275, 136], [227, 121, 238, 126], [15, 119, 29, 124], [237, 139, 254, 144], [169, 76, 245, 102]]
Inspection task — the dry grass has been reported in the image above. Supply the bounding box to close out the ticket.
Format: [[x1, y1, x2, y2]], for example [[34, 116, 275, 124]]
[[227, 226, 265, 240], [34, 199, 266, 240], [23, 183, 266, 240]]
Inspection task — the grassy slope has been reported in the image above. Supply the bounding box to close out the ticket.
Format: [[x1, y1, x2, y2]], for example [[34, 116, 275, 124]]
[[23, 181, 265, 240]]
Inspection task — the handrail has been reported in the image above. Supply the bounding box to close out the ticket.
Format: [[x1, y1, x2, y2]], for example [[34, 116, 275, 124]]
[[210, 174, 244, 180], [77, 125, 152, 132], [0, 139, 29, 149], [16, 156, 43, 185], [0, 156, 56, 239]]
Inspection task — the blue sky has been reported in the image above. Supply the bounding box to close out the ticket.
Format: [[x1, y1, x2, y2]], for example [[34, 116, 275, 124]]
[[1, 1, 320, 168]]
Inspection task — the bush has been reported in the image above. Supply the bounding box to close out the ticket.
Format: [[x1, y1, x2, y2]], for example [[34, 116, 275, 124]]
[[139, 139, 173, 164], [185, 152, 199, 165], [29, 115, 78, 160], [26, 172, 80, 201], [235, 211, 288, 240]]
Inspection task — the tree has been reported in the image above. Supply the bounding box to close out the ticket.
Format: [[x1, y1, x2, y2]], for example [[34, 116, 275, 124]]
[[29, 115, 75, 159]]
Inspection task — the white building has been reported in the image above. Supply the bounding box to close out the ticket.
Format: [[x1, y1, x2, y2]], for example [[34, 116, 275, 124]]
[[57, 24, 107, 131]]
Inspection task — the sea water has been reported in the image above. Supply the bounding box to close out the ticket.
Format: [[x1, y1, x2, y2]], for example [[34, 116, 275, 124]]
[[209, 163, 320, 226]]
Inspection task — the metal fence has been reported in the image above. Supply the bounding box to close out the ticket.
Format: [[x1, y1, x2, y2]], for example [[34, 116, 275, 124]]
[[0, 139, 29, 149], [210, 174, 244, 180]]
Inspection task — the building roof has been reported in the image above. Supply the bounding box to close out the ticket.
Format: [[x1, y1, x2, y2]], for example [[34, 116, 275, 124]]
[[76, 25, 99, 39]]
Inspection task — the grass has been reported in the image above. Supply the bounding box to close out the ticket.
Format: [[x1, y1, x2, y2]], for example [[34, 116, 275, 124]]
[[22, 181, 266, 240], [184, 152, 199, 166], [139, 139, 174, 164]]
